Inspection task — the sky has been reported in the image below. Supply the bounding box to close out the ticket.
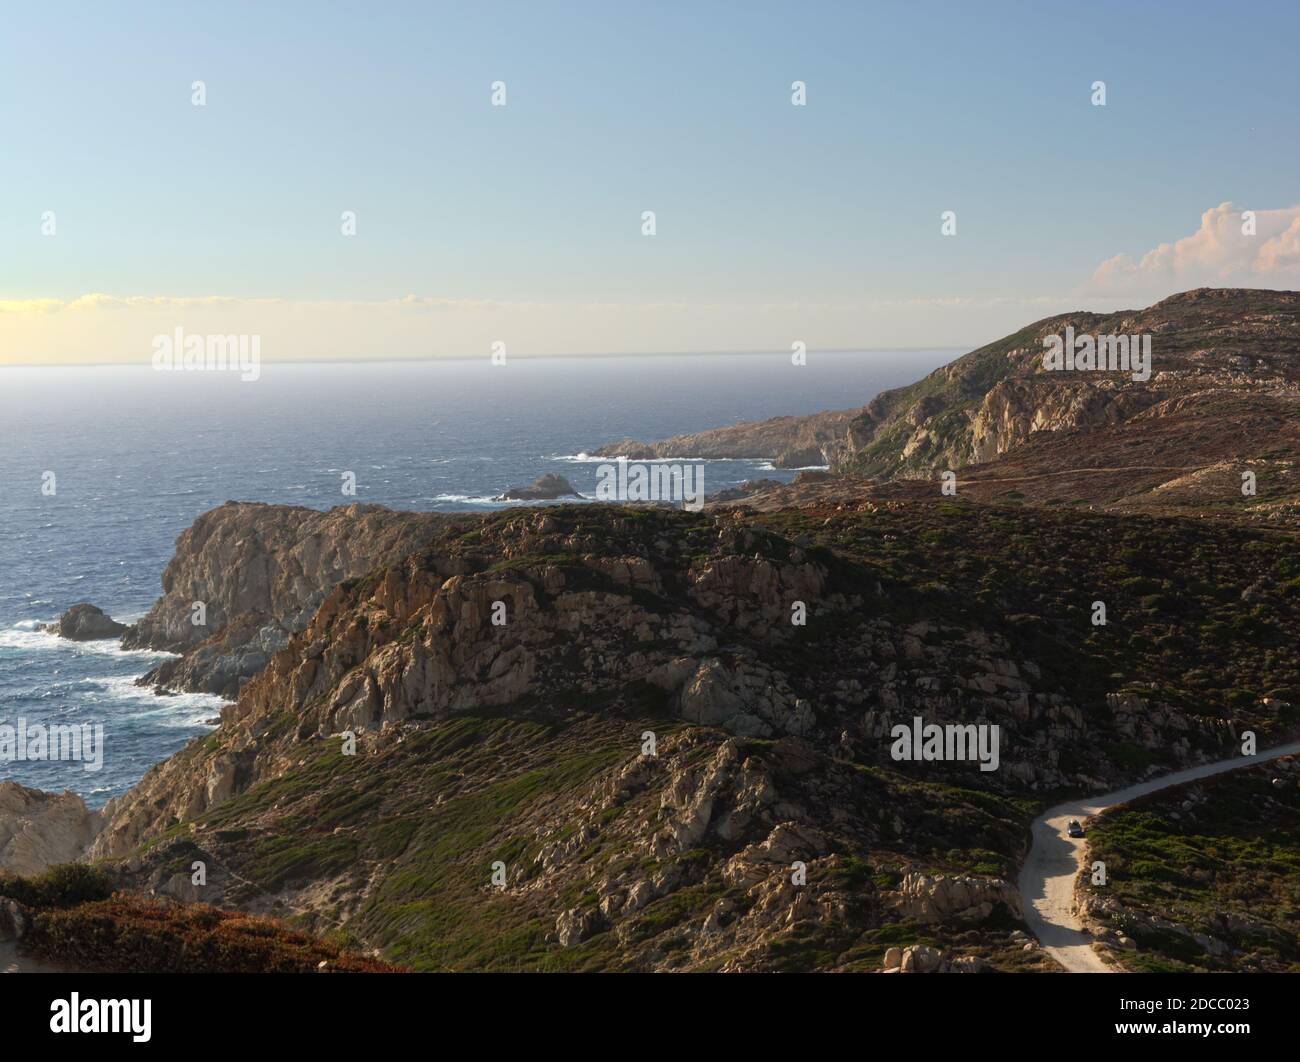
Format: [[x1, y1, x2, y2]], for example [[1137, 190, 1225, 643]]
[[2, 0, 1298, 364]]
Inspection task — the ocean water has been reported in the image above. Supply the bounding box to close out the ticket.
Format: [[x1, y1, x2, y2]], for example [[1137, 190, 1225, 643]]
[[0, 350, 952, 805]]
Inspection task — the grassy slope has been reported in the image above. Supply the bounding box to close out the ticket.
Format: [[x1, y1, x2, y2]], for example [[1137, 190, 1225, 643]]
[[134, 708, 1044, 971]]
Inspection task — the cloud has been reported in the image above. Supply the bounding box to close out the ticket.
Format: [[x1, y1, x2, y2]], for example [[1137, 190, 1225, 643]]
[[1085, 202, 1300, 295], [0, 297, 67, 314]]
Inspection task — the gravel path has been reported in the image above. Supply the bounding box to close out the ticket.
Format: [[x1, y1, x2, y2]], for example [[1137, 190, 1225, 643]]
[[1017, 740, 1300, 973]]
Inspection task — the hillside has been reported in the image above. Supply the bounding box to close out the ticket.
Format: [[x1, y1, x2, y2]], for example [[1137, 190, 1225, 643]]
[[26, 495, 1297, 971], [594, 289, 1300, 521]]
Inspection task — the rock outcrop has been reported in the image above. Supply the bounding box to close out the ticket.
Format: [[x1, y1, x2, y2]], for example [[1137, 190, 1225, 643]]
[[494, 474, 582, 501], [43, 603, 127, 641], [0, 782, 100, 877], [881, 944, 992, 973], [890, 871, 1022, 924], [591, 407, 856, 470], [121, 502, 457, 697]]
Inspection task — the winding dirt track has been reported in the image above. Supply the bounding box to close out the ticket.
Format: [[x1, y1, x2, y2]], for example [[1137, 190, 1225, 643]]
[[1018, 740, 1300, 973]]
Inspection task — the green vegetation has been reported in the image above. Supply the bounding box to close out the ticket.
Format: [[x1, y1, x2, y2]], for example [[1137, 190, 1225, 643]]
[[0, 863, 114, 909], [1086, 762, 1300, 972]]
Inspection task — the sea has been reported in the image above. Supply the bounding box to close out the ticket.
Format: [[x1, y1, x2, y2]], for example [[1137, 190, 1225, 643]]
[[0, 350, 953, 806]]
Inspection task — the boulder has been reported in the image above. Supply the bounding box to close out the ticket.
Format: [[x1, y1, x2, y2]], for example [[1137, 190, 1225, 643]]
[[555, 907, 602, 947], [43, 603, 127, 641], [0, 781, 102, 876], [899, 944, 943, 973], [891, 870, 1022, 924], [494, 474, 582, 502]]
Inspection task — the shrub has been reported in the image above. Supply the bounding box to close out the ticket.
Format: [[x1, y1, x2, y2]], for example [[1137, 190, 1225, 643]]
[[28, 895, 404, 974], [0, 864, 115, 909]]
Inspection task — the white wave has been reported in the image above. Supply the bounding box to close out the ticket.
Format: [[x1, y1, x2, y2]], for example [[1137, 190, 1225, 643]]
[[429, 493, 509, 505], [81, 676, 227, 726], [754, 462, 830, 472], [555, 453, 774, 464], [428, 492, 594, 508], [0, 623, 174, 660]]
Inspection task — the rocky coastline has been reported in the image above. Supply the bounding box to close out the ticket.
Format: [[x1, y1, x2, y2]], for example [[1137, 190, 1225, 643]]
[[6, 288, 1300, 972]]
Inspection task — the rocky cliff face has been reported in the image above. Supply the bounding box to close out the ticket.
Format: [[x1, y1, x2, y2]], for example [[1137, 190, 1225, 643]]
[[0, 783, 101, 877], [966, 379, 1161, 465], [840, 288, 1300, 480], [122, 502, 459, 697], [90, 507, 844, 860]]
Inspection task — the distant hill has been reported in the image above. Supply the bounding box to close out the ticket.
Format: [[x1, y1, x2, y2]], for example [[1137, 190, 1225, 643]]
[[602, 289, 1300, 522]]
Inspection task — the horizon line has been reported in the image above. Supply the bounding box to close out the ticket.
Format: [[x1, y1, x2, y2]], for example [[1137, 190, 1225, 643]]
[[0, 344, 971, 370]]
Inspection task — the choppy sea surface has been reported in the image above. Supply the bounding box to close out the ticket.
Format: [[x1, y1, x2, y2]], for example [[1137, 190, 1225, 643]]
[[0, 351, 953, 805]]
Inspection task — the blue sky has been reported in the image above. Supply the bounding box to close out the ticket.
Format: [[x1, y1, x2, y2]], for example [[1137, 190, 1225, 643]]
[[2, 0, 1298, 360]]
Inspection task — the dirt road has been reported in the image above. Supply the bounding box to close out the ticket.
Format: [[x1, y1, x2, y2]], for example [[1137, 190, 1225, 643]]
[[1017, 740, 1300, 973]]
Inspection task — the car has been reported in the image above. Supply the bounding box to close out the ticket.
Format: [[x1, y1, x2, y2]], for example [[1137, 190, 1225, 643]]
[[1067, 819, 1085, 838]]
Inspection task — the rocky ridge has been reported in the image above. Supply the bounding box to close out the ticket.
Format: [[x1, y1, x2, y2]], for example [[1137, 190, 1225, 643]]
[[594, 290, 1300, 522], [120, 502, 460, 697]]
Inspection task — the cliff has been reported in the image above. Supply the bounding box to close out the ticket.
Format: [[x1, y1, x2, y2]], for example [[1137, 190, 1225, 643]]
[[591, 289, 1300, 520], [122, 502, 461, 697], [0, 783, 101, 878], [839, 288, 1300, 480]]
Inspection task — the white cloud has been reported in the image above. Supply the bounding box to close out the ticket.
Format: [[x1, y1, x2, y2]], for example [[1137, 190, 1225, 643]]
[[1086, 201, 1300, 295]]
